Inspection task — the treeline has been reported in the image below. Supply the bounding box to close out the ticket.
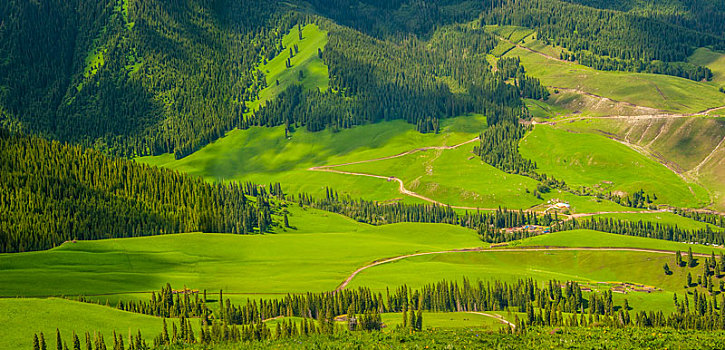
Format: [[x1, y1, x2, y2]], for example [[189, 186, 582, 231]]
[[297, 188, 558, 242], [87, 278, 618, 326], [0, 131, 278, 253], [246, 21, 526, 136], [46, 276, 725, 349], [561, 50, 713, 81], [674, 209, 725, 229], [552, 216, 725, 245]]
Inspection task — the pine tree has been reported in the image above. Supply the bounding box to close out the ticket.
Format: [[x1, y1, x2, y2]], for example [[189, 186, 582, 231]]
[[34, 334, 40, 350], [415, 308, 423, 331], [676, 250, 683, 267], [664, 263, 672, 275], [688, 247, 696, 267], [72, 332, 80, 350], [56, 329, 62, 350], [40, 332, 48, 350]]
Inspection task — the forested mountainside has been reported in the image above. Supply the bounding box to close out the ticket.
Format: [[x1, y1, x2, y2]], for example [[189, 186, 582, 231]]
[[0, 129, 280, 253], [0, 0, 723, 159]]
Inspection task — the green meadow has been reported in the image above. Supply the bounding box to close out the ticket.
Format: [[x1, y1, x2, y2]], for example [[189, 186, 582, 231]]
[[590, 212, 723, 231], [380, 311, 509, 330], [519, 124, 709, 207], [0, 208, 483, 298], [137, 115, 485, 201], [689, 47, 725, 85], [508, 43, 725, 114], [0, 298, 169, 350], [513, 229, 725, 254]]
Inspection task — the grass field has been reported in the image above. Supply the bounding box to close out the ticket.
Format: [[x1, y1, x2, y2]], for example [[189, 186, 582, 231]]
[[137, 115, 485, 201], [380, 311, 509, 330], [590, 212, 723, 231], [336, 144, 542, 209], [0, 298, 169, 350], [513, 229, 724, 254], [508, 44, 725, 114], [519, 124, 710, 207], [689, 48, 725, 85], [0, 207, 482, 298], [553, 116, 725, 209]]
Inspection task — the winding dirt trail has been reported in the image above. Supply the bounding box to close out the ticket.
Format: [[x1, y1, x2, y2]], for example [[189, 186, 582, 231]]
[[308, 137, 502, 211], [467, 312, 517, 328], [334, 246, 714, 292]]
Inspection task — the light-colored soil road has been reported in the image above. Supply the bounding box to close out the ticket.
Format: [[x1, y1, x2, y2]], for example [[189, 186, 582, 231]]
[[467, 311, 517, 328]]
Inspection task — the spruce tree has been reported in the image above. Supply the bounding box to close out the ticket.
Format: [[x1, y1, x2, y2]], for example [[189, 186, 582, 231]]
[[56, 329, 62, 350]]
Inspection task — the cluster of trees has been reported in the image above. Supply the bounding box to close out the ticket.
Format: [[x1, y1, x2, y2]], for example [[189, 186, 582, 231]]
[[552, 217, 725, 245], [297, 189, 557, 242], [672, 250, 725, 294], [561, 50, 713, 81], [44, 275, 725, 349], [639, 290, 725, 330], [83, 278, 618, 328], [474, 122, 537, 176], [0, 131, 278, 253], [674, 209, 725, 229], [33, 328, 147, 350], [496, 57, 550, 99]]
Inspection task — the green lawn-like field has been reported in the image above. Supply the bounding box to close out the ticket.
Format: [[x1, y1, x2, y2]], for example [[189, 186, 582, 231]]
[[590, 212, 723, 231], [513, 229, 725, 254], [336, 145, 542, 209], [508, 44, 725, 113], [689, 48, 725, 85], [519, 124, 709, 207], [0, 298, 170, 350], [381, 311, 509, 330], [137, 115, 485, 201], [0, 208, 482, 298]]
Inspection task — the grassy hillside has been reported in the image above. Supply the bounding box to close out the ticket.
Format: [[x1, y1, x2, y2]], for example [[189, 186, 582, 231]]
[[0, 298, 169, 350], [514, 229, 724, 254], [519, 124, 710, 207], [689, 48, 725, 85], [508, 40, 725, 114], [336, 145, 542, 209], [591, 212, 723, 231], [0, 207, 482, 298], [137, 115, 484, 201], [558, 117, 725, 209]]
